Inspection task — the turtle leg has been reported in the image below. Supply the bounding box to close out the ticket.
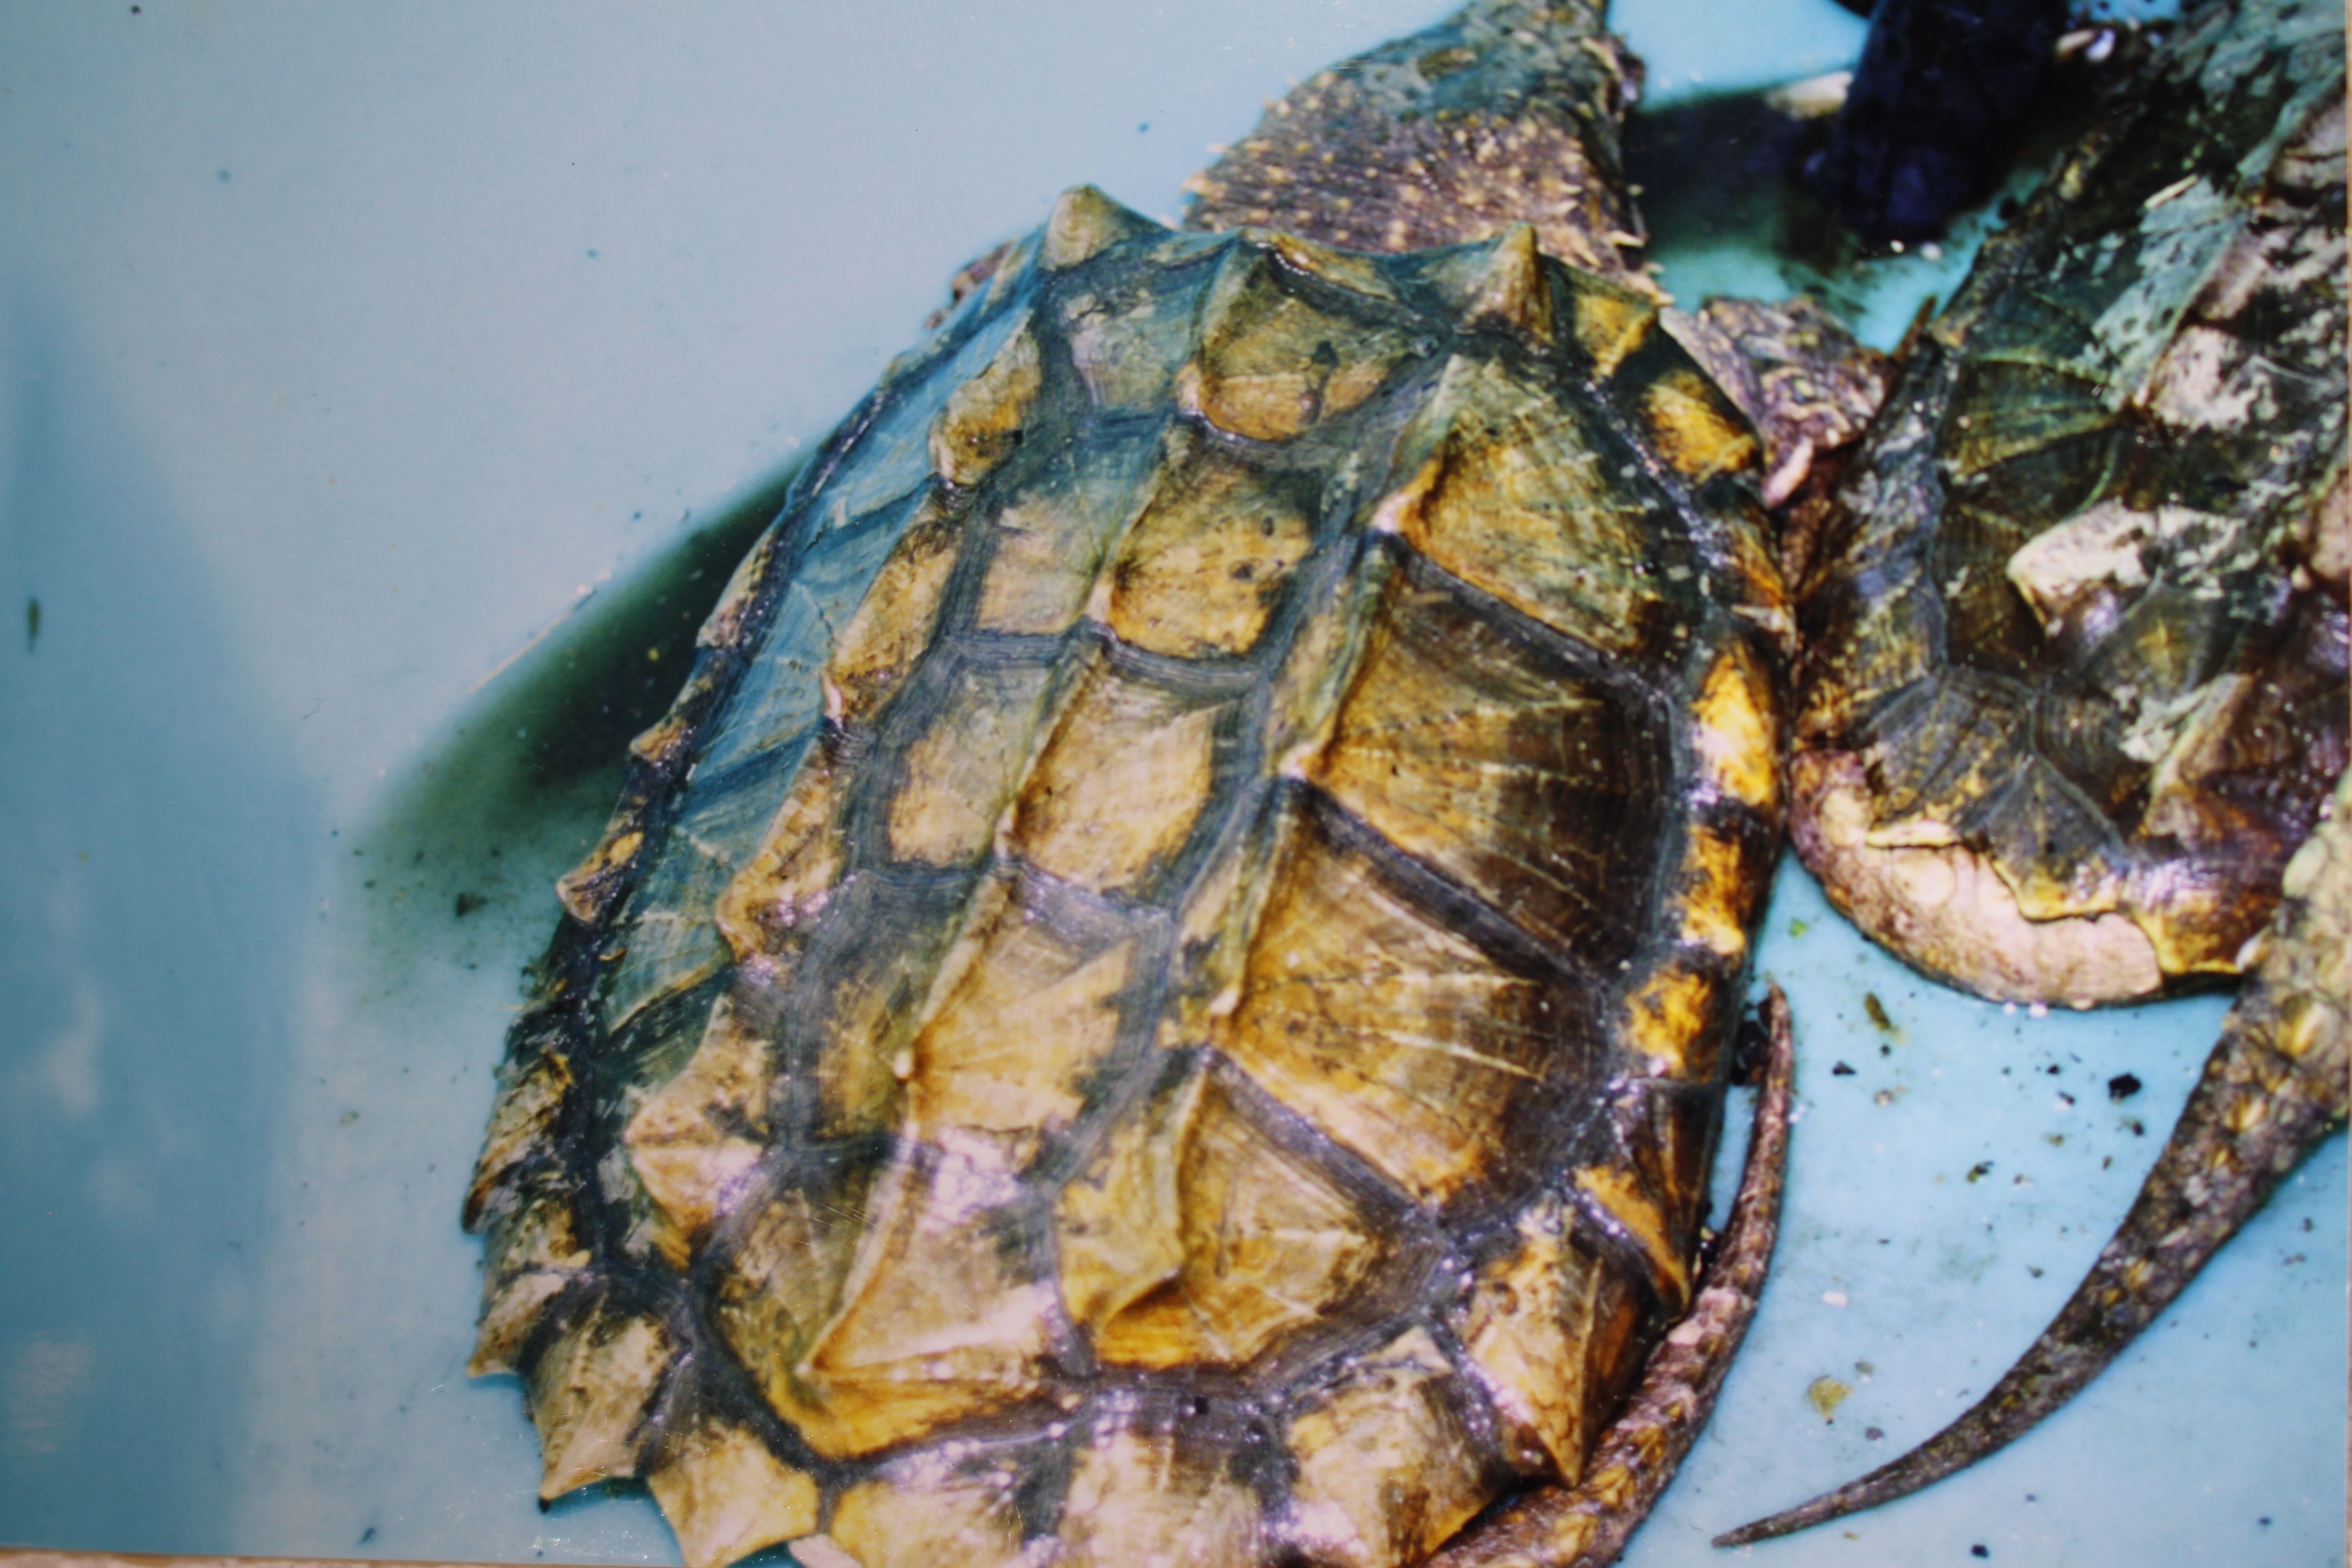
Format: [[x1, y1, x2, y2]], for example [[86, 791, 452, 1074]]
[[1433, 984, 1795, 1568], [1716, 772, 2352, 1548]]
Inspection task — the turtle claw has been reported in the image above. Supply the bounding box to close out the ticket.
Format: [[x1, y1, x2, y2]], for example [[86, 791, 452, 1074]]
[[1719, 774, 2352, 1549]]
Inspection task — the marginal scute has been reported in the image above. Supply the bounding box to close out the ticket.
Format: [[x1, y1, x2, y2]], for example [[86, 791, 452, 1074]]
[[529, 1301, 673, 1499], [1618, 955, 1712, 1080], [827, 1448, 1040, 1568], [557, 823, 645, 925], [470, 1180, 590, 1377], [1217, 812, 1582, 1202], [1862, 674, 2029, 829], [629, 710, 693, 768], [930, 318, 1044, 489], [2130, 627, 2346, 973], [1570, 282, 1656, 379], [696, 528, 780, 651], [1638, 365, 1762, 483], [1458, 1198, 1646, 1480], [1057, 1418, 1270, 1568], [1690, 639, 1780, 813], [624, 995, 774, 1264], [1571, 1164, 1691, 1313], [646, 1417, 821, 1568], [1673, 826, 1759, 959], [1611, 1073, 1724, 1255], [978, 234, 1041, 318], [1979, 759, 2130, 923], [464, 1047, 572, 1227], [1284, 1328, 1492, 1568], [1044, 184, 1164, 270]]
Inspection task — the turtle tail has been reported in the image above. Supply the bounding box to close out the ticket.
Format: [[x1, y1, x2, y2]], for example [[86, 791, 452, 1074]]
[[1717, 775, 2352, 1549], [1436, 984, 1795, 1568]]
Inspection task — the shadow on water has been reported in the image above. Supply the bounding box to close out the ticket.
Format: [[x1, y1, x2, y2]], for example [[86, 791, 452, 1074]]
[[1627, 46, 2141, 345], [206, 455, 807, 1568], [1627, 88, 1826, 263], [353, 464, 800, 984], [362, 59, 2151, 952]]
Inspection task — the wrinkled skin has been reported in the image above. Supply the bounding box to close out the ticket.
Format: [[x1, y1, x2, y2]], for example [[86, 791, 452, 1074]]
[[1730, 0, 2349, 1541], [1788, 0, 2347, 1007]]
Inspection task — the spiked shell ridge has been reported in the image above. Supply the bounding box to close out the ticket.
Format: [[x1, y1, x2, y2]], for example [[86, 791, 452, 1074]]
[[465, 190, 1788, 1568]]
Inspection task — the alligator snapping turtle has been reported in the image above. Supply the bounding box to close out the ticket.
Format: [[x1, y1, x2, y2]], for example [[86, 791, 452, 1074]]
[[461, 5, 1825, 1565], [1728, 0, 2348, 1540]]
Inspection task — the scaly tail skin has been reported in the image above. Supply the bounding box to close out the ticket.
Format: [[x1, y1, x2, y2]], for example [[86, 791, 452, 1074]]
[[1438, 985, 1795, 1568], [1716, 773, 2352, 1549]]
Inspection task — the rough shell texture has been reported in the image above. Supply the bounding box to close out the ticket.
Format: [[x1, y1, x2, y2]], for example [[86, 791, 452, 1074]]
[[1789, 0, 2349, 1006], [463, 191, 1789, 1568], [1182, 0, 1652, 294], [1717, 0, 2352, 1541]]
